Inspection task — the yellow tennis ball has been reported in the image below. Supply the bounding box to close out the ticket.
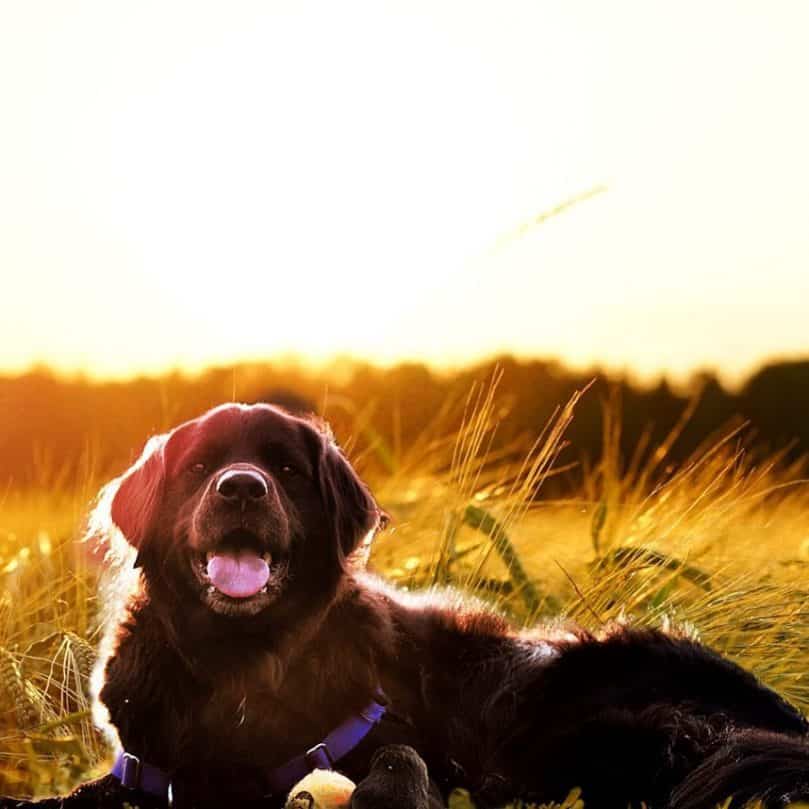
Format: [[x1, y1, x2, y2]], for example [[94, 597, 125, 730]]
[[285, 768, 357, 809]]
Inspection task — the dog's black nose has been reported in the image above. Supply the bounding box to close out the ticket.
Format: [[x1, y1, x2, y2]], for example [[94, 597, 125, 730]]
[[216, 468, 268, 501]]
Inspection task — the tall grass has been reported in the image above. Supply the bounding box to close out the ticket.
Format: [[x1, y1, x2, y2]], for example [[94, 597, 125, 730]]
[[0, 380, 807, 800]]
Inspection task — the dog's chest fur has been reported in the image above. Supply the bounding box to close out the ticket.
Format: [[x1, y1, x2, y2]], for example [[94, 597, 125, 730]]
[[193, 654, 343, 759], [102, 597, 386, 771]]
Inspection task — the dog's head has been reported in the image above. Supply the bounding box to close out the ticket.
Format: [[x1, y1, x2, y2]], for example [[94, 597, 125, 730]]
[[106, 403, 384, 620]]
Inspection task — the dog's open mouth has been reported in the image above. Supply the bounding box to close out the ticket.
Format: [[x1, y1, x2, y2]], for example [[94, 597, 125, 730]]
[[204, 548, 272, 597], [191, 533, 285, 615]]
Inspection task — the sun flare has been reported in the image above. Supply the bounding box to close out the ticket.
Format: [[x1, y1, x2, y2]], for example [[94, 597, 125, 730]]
[[1, 1, 808, 381]]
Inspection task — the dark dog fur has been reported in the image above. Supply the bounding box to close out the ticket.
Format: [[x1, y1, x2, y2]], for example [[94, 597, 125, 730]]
[[3, 403, 808, 809]]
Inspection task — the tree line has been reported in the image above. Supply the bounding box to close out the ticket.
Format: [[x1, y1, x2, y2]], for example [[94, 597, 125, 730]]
[[2, 356, 808, 489]]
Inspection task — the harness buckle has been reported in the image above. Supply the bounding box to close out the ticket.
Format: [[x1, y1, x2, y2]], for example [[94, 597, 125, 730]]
[[119, 752, 142, 789], [304, 742, 334, 771]]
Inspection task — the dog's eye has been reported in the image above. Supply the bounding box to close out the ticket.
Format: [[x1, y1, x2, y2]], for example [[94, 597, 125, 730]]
[[280, 464, 297, 476], [190, 462, 207, 475]]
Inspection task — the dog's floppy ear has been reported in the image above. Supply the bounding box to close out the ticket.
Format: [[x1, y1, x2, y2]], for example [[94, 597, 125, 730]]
[[317, 436, 386, 561], [111, 434, 168, 562]]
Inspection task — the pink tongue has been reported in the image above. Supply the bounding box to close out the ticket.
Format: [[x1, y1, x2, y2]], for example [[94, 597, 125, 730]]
[[207, 551, 270, 599]]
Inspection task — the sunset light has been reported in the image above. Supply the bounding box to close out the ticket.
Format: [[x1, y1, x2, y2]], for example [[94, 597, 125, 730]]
[[4, 5, 809, 805], [2, 1, 809, 381]]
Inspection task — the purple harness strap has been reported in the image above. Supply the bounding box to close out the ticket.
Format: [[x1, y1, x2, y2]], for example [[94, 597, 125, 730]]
[[111, 691, 387, 804], [265, 694, 386, 793], [112, 751, 173, 800]]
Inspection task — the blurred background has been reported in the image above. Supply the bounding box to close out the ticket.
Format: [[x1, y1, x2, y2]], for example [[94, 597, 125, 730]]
[[1, 1, 808, 800]]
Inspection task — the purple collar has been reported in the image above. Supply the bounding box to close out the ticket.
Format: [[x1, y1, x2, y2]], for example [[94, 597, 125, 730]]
[[112, 691, 387, 804]]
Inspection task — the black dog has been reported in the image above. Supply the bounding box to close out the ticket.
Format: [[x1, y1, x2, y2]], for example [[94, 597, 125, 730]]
[[3, 404, 807, 809]]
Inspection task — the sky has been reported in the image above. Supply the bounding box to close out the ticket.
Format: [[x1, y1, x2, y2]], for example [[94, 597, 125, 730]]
[[1, 1, 808, 383]]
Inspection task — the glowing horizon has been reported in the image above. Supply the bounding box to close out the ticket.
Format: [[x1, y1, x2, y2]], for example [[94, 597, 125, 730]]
[[2, 2, 808, 385]]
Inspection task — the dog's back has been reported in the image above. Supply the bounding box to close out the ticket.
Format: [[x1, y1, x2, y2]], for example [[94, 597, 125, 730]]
[[379, 591, 809, 808]]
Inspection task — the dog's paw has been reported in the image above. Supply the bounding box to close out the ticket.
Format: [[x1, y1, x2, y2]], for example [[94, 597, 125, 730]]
[[351, 745, 432, 809]]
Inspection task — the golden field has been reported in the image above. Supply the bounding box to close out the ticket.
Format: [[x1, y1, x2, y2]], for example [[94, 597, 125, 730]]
[[0, 375, 808, 804]]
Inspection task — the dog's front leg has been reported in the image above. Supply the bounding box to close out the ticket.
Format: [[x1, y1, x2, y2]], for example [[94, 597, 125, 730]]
[[0, 772, 166, 809]]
